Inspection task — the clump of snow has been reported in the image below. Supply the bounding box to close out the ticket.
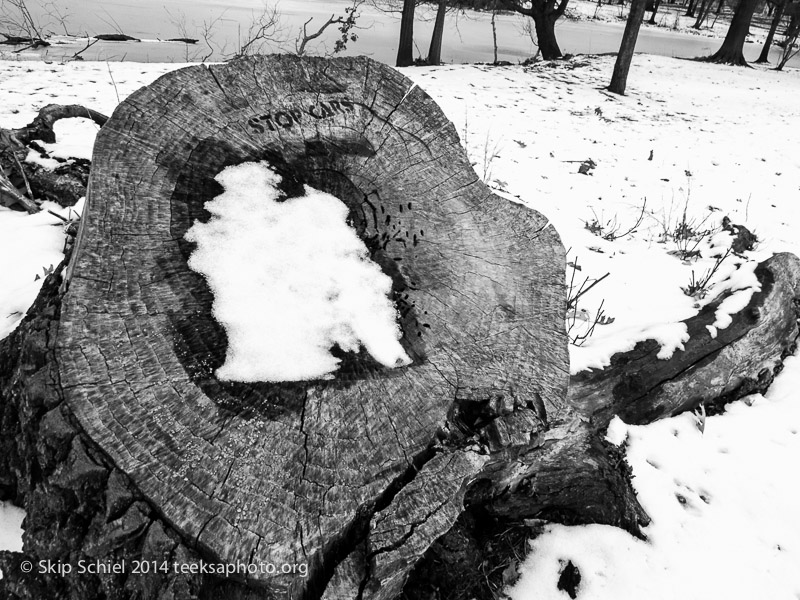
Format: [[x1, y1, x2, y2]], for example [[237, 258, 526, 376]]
[[604, 416, 628, 446], [185, 162, 411, 382], [0, 501, 25, 553], [25, 117, 101, 171], [651, 322, 690, 360], [25, 149, 61, 171], [710, 261, 761, 331], [37, 117, 99, 161]]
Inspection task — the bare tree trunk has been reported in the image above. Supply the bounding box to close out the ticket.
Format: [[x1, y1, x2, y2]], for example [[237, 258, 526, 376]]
[[609, 0, 648, 94], [787, 13, 799, 36], [648, 0, 662, 23], [706, 0, 759, 64], [693, 0, 714, 28], [491, 7, 499, 63], [756, 0, 786, 62], [533, 13, 563, 59], [396, 0, 416, 66], [427, 0, 447, 65], [500, 0, 569, 60], [685, 0, 698, 16], [716, 0, 726, 13]]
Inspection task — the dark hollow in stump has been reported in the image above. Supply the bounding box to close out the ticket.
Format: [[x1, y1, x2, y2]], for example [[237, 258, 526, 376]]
[[55, 55, 569, 598]]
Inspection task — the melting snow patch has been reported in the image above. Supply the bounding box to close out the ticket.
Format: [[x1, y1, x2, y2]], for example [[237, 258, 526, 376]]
[[710, 260, 761, 331], [651, 322, 689, 360], [37, 117, 99, 161], [604, 416, 629, 446], [185, 161, 411, 382]]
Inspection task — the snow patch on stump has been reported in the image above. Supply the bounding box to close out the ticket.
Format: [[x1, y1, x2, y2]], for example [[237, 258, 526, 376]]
[[185, 161, 411, 382]]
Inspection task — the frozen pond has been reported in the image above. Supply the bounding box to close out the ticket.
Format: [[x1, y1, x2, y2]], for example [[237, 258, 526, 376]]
[[16, 0, 796, 65]]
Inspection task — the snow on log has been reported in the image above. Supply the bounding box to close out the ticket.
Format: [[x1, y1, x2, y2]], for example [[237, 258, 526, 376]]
[[53, 55, 568, 597], [569, 253, 800, 426]]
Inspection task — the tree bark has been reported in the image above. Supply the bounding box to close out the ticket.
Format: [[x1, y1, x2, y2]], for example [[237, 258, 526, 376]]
[[706, 0, 760, 64], [786, 13, 799, 37], [492, 8, 499, 63], [693, 0, 714, 28], [500, 0, 568, 60], [427, 0, 447, 65], [685, 0, 698, 17], [533, 13, 563, 59], [609, 0, 648, 95], [756, 0, 786, 62], [648, 0, 662, 23], [396, 0, 416, 66]]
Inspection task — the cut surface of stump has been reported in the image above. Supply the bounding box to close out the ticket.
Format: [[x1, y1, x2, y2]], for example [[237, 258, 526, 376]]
[[55, 55, 568, 596]]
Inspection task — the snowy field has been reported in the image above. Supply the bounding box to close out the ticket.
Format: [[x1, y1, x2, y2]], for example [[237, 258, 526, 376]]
[[1, 54, 799, 598]]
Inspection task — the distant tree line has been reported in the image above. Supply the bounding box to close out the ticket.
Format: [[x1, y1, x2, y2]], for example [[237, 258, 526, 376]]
[[388, 0, 799, 93]]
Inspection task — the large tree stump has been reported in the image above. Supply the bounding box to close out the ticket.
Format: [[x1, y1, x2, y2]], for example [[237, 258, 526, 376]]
[[52, 55, 570, 598]]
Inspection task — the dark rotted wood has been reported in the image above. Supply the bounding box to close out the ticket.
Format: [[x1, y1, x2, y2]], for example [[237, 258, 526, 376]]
[[568, 253, 800, 427], [24, 158, 91, 207], [9, 104, 108, 145], [93, 34, 141, 42], [0, 167, 37, 212], [0, 35, 49, 47], [56, 55, 569, 598], [1, 104, 107, 211]]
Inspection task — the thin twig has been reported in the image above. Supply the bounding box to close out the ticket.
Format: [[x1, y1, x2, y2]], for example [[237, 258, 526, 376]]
[[569, 272, 610, 310], [47, 209, 68, 222], [71, 35, 98, 60], [106, 61, 120, 104], [11, 150, 33, 199]]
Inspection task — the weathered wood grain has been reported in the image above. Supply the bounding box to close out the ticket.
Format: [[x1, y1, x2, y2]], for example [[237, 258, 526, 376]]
[[55, 55, 568, 597]]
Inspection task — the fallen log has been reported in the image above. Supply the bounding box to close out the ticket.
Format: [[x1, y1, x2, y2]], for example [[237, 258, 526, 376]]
[[0, 35, 49, 47], [0, 104, 107, 212], [93, 34, 141, 42], [568, 253, 800, 427]]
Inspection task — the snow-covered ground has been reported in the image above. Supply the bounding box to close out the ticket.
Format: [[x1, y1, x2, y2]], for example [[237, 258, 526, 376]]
[[567, 0, 770, 43], [0, 55, 798, 596]]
